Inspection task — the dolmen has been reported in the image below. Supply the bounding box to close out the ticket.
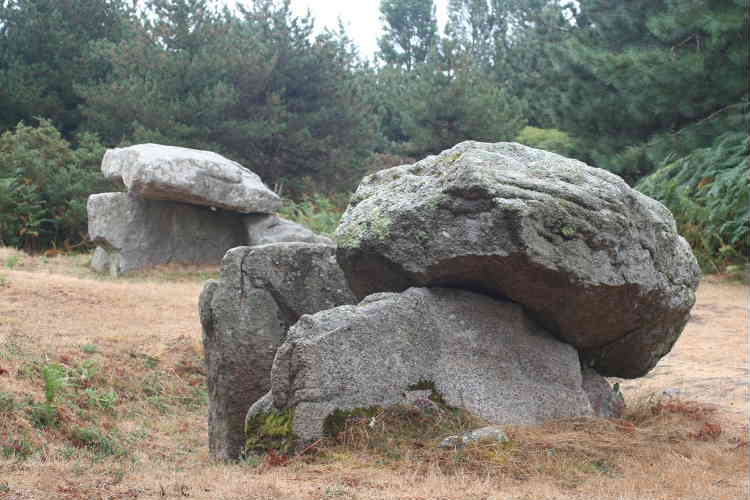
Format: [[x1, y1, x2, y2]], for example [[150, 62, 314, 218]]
[[87, 144, 330, 276], [200, 141, 700, 460]]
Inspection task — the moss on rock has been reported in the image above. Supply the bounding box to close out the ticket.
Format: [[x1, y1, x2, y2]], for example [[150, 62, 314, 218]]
[[322, 406, 383, 438], [244, 408, 297, 455]]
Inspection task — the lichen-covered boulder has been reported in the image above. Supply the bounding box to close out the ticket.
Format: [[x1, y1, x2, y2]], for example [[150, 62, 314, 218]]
[[247, 287, 605, 445], [102, 143, 281, 213], [335, 141, 700, 378], [88, 193, 245, 275], [199, 243, 355, 460], [243, 214, 334, 247]]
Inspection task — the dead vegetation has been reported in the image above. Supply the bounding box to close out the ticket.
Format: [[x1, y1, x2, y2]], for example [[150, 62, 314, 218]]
[[0, 246, 747, 500]]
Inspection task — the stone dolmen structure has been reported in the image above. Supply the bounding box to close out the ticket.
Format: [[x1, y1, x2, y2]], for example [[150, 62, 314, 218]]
[[87, 143, 330, 275], [196, 141, 700, 460]]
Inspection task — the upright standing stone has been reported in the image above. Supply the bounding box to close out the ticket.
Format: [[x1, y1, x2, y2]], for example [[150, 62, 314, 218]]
[[199, 243, 355, 460], [87, 193, 246, 275]]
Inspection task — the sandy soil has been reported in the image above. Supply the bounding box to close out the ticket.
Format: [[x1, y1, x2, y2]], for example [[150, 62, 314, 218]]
[[613, 276, 749, 430], [0, 254, 747, 500]]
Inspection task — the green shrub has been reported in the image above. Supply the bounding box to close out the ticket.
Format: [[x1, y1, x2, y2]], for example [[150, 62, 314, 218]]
[[515, 126, 578, 157], [27, 403, 59, 429], [84, 388, 119, 411], [0, 119, 114, 252], [637, 130, 749, 273], [278, 193, 349, 236], [27, 363, 68, 428], [69, 426, 124, 457]]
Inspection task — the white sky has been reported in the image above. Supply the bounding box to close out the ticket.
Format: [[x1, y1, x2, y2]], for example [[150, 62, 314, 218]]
[[222, 0, 449, 60]]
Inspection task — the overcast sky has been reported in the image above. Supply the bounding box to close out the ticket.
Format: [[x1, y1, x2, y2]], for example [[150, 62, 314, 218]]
[[221, 0, 449, 60]]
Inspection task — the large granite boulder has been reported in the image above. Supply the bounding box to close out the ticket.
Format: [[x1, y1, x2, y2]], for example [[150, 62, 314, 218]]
[[199, 243, 355, 460], [102, 144, 281, 213], [247, 287, 615, 445], [243, 214, 334, 247], [88, 193, 245, 275], [335, 141, 700, 378]]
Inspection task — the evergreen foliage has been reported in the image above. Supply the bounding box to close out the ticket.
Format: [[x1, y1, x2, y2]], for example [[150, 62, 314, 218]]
[[377, 0, 438, 70], [0, 0, 745, 271], [637, 127, 749, 272], [77, 0, 376, 193], [547, 0, 749, 181], [515, 126, 578, 157], [0, 120, 112, 251], [0, 0, 134, 136], [399, 52, 526, 157]]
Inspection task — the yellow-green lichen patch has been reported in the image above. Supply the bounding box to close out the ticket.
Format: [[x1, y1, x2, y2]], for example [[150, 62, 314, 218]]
[[439, 152, 463, 169], [336, 208, 393, 249], [244, 408, 297, 455], [560, 225, 576, 239], [336, 222, 367, 249]]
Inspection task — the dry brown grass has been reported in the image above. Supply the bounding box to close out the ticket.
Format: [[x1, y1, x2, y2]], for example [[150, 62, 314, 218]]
[[0, 247, 747, 500]]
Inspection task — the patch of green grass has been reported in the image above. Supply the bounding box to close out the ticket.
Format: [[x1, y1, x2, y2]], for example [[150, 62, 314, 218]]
[[16, 360, 42, 379], [69, 426, 125, 458], [0, 392, 16, 414], [27, 403, 59, 429], [181, 386, 208, 409], [81, 344, 98, 354], [0, 337, 24, 359], [142, 355, 160, 369], [1, 433, 36, 460], [240, 453, 264, 468], [4, 254, 21, 269], [0, 273, 7, 286], [84, 388, 119, 411], [68, 359, 99, 388]]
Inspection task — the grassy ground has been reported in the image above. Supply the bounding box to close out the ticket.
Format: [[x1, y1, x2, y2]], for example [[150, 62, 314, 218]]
[[0, 247, 747, 500]]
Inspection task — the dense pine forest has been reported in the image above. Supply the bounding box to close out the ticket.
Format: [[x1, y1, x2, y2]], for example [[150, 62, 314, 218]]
[[0, 0, 747, 272]]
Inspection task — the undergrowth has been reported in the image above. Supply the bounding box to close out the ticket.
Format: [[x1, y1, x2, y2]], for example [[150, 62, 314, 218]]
[[282, 397, 745, 488], [637, 130, 749, 275], [0, 343, 207, 463], [278, 193, 349, 236]]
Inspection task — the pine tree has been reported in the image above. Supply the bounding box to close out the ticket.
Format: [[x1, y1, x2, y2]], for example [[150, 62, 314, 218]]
[[0, 0, 134, 136], [378, 0, 438, 70], [547, 0, 749, 181], [78, 0, 376, 191]]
